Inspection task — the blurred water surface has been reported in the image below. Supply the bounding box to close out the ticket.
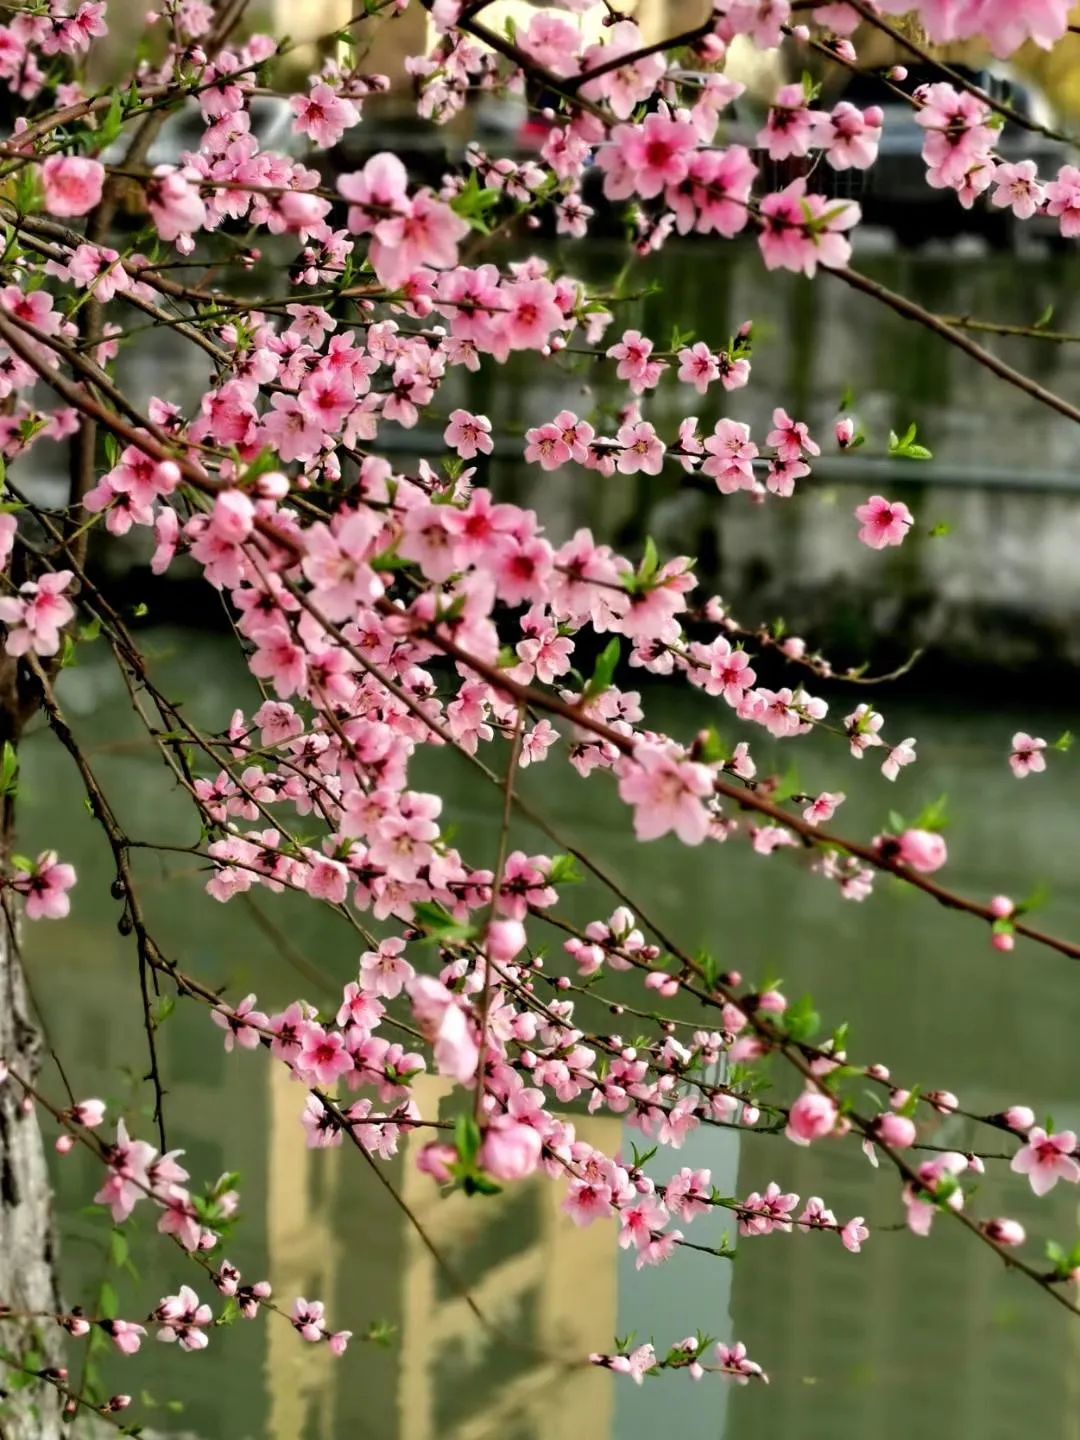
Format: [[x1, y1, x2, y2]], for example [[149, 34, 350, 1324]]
[[18, 235, 1080, 1438]]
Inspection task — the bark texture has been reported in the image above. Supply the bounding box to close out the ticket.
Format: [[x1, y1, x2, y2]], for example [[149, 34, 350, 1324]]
[[0, 906, 62, 1436]]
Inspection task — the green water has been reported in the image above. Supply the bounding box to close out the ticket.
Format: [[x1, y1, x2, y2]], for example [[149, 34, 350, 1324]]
[[19, 627, 1080, 1440]]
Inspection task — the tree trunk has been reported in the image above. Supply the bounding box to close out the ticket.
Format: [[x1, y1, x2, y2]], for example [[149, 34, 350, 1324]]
[[0, 901, 62, 1436]]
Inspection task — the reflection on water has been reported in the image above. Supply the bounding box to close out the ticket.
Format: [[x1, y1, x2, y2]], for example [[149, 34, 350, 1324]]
[[16, 220, 1080, 1440], [19, 630, 1080, 1439]]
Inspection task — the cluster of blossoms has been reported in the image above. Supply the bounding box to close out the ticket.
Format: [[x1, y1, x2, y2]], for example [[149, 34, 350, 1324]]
[[0, 0, 1078, 1420]]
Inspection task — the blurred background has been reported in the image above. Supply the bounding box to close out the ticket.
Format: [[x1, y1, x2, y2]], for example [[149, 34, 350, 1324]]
[[13, 2, 1080, 1437]]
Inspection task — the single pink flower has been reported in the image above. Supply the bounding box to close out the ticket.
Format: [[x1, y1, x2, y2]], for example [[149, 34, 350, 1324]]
[[1010, 1126, 1080, 1196], [855, 495, 913, 549], [41, 154, 104, 217]]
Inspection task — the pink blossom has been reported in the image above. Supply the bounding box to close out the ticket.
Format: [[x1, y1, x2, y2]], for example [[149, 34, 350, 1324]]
[[758, 181, 859, 276], [12, 850, 76, 919], [855, 495, 913, 549], [785, 1090, 838, 1146], [480, 1119, 542, 1180], [840, 1216, 869, 1253], [803, 791, 844, 826], [1046, 164, 1080, 236], [1009, 732, 1046, 778], [1002, 1104, 1035, 1132], [212, 993, 268, 1052], [105, 1319, 147, 1355], [444, 409, 493, 459], [0, 570, 76, 656], [896, 829, 947, 874], [146, 167, 207, 243], [983, 1217, 1026, 1247], [41, 154, 104, 217], [881, 737, 916, 781], [291, 83, 359, 147], [408, 975, 478, 1083], [874, 1112, 916, 1148], [1010, 1126, 1080, 1196], [617, 744, 713, 845]]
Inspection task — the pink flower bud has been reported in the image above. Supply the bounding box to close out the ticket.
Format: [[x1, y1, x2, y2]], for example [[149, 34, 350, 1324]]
[[480, 1119, 542, 1181], [992, 932, 1015, 952], [1003, 1105, 1035, 1133], [417, 1142, 456, 1184], [256, 471, 290, 501], [888, 65, 908, 81], [926, 1089, 959, 1113], [835, 417, 855, 448], [757, 989, 787, 1014], [55, 1134, 75, 1155], [785, 1090, 838, 1146], [741, 1105, 760, 1126], [897, 829, 947, 874], [486, 918, 526, 963], [983, 1218, 1025, 1248], [874, 1112, 916, 1148], [989, 895, 1014, 918], [211, 490, 254, 544]]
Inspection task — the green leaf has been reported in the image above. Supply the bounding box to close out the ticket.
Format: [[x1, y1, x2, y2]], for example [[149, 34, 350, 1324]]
[[888, 422, 933, 462], [216, 1298, 240, 1328], [99, 1281, 119, 1320], [412, 901, 476, 943], [639, 535, 659, 584], [110, 1229, 129, 1268], [929, 521, 951, 538], [59, 633, 77, 669], [454, 1113, 481, 1166], [773, 762, 801, 804], [697, 949, 721, 990], [1053, 730, 1073, 753], [783, 994, 820, 1043], [151, 995, 175, 1025], [1016, 881, 1051, 915], [583, 638, 621, 702], [79, 615, 102, 643], [0, 741, 18, 798], [96, 90, 126, 150], [548, 853, 583, 886], [912, 793, 949, 833], [1033, 304, 1054, 330]]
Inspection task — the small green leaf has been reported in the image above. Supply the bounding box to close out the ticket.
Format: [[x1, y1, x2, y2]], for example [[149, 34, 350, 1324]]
[[548, 853, 583, 886], [583, 638, 621, 702], [152, 995, 175, 1025], [0, 741, 18, 798], [454, 1113, 481, 1166]]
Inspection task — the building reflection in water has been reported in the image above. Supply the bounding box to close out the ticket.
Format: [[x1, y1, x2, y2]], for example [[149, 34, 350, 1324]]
[[259, 1069, 740, 1440]]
